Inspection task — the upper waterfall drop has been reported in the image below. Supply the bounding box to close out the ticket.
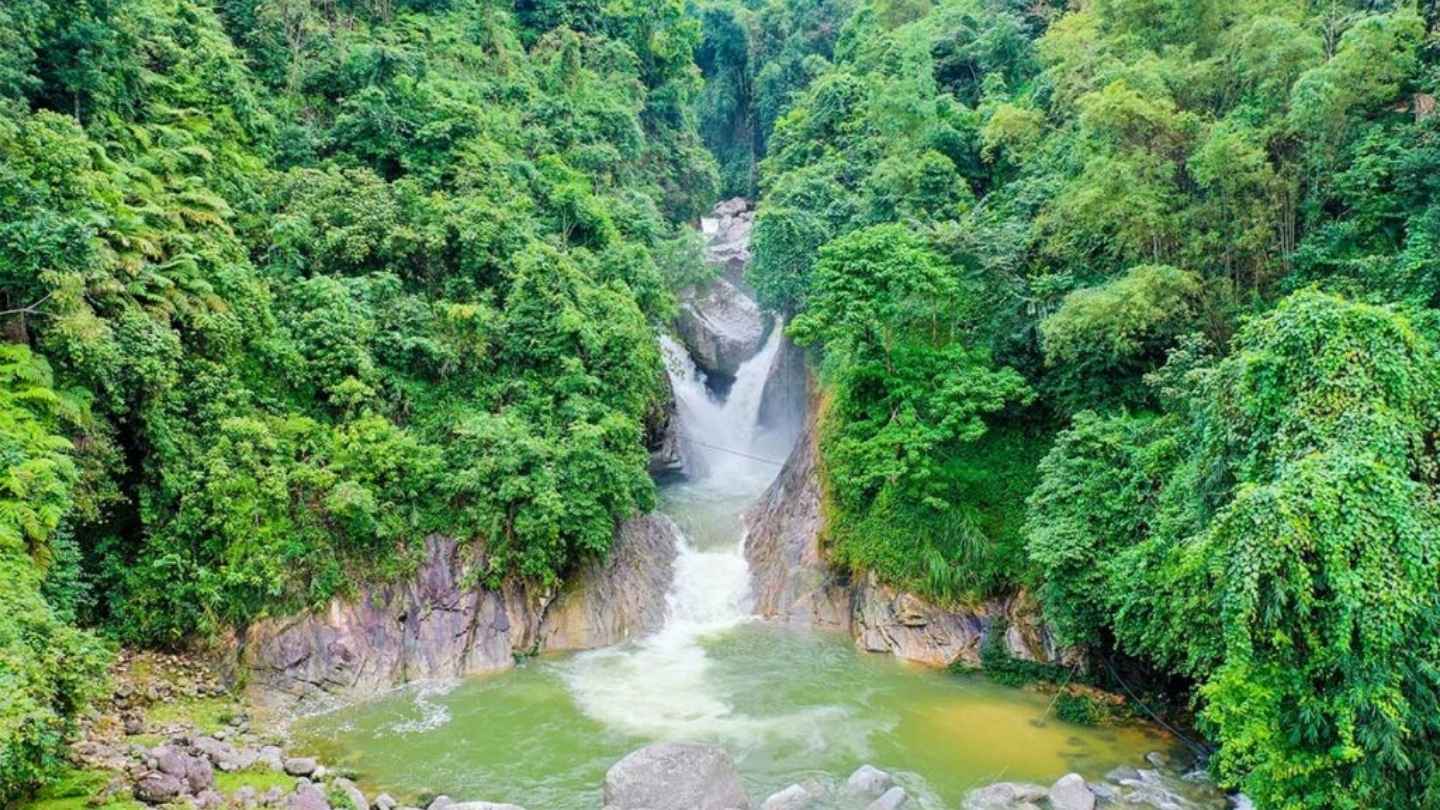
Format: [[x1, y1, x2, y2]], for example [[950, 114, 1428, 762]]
[[659, 322, 790, 495]]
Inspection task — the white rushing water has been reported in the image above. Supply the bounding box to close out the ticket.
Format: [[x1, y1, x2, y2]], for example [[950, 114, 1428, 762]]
[[561, 320, 814, 742], [658, 323, 792, 494]]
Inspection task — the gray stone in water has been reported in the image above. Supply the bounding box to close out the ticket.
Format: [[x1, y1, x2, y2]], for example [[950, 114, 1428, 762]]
[[1146, 751, 1172, 769], [1048, 773, 1096, 810], [195, 789, 225, 809], [332, 777, 369, 810], [761, 784, 814, 810], [284, 758, 318, 777], [374, 793, 397, 810], [845, 765, 894, 798], [427, 796, 452, 810], [1090, 782, 1120, 802], [866, 786, 908, 810], [1106, 766, 1141, 783], [963, 782, 1048, 809], [602, 742, 751, 810]]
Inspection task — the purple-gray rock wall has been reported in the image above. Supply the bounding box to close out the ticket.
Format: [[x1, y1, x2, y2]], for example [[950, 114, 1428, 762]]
[[240, 514, 682, 711], [742, 403, 1079, 670]]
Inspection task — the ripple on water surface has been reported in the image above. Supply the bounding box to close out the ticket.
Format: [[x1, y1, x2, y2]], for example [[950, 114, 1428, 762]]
[[292, 622, 1175, 810]]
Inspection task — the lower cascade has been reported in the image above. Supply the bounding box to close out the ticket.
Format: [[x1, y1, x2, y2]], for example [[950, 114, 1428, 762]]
[[291, 281, 1206, 809]]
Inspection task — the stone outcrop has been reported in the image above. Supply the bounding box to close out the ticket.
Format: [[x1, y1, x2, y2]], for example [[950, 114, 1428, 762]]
[[756, 333, 808, 436], [646, 373, 685, 477], [602, 742, 751, 810], [964, 763, 1236, 810], [743, 418, 851, 631], [537, 513, 681, 651], [678, 198, 770, 381], [743, 407, 1077, 670], [675, 277, 769, 380], [701, 197, 755, 288], [241, 514, 682, 710]]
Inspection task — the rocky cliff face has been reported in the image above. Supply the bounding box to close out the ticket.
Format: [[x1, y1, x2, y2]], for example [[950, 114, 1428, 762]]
[[240, 514, 681, 711], [742, 418, 850, 631], [743, 409, 1076, 670]]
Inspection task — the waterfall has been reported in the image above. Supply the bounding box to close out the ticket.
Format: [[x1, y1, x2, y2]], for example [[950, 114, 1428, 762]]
[[658, 322, 788, 495], [561, 316, 810, 741]]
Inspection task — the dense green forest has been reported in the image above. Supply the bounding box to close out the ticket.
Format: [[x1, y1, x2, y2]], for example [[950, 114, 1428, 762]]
[[5, 0, 1440, 807], [0, 0, 716, 797]]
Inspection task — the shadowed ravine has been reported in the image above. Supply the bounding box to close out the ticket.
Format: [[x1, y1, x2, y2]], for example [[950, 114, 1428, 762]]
[[290, 281, 1173, 809]]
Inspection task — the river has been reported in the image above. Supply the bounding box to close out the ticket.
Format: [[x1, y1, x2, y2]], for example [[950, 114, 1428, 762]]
[[291, 317, 1173, 809]]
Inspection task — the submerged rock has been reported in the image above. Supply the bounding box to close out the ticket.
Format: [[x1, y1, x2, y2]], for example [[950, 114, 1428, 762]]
[[761, 784, 816, 810], [969, 757, 1231, 810], [602, 742, 751, 810], [963, 782, 1048, 809]]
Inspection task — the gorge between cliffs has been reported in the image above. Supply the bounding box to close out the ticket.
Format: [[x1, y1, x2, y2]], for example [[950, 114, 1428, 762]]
[[217, 201, 1201, 809]]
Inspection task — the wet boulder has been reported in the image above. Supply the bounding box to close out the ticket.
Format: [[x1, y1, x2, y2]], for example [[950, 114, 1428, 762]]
[[1048, 774, 1096, 810], [867, 787, 908, 810], [762, 784, 816, 810], [846, 765, 894, 798], [674, 278, 768, 379], [603, 742, 751, 810]]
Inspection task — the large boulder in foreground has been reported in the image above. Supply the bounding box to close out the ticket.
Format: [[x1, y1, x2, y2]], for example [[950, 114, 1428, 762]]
[[603, 742, 751, 810], [675, 277, 769, 379]]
